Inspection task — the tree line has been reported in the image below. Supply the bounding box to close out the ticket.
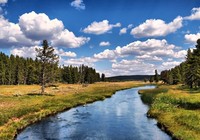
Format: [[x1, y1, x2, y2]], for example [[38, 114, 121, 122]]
[[0, 40, 104, 87], [61, 65, 102, 84], [160, 39, 200, 88]]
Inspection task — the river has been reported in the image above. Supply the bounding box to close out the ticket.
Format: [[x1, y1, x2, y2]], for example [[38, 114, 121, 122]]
[[16, 86, 171, 140]]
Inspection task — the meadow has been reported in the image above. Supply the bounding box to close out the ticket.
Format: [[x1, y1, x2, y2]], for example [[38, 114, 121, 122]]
[[0, 81, 145, 140], [139, 85, 200, 140]]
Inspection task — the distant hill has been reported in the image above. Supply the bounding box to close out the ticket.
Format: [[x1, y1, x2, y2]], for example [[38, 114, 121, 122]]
[[106, 75, 153, 81]]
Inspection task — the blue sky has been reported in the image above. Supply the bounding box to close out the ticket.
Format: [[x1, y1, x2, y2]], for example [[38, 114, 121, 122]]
[[0, 0, 200, 76]]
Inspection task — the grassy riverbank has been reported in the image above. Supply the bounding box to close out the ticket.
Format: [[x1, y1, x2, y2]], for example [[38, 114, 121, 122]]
[[139, 85, 200, 140], [0, 81, 145, 140]]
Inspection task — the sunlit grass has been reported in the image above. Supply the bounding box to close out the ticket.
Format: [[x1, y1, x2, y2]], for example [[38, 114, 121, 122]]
[[0, 81, 145, 140], [139, 84, 200, 140]]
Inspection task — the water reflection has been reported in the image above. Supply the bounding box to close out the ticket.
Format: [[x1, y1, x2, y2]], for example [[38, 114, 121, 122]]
[[16, 86, 171, 140]]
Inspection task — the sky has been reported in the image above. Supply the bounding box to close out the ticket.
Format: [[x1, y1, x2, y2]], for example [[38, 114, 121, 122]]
[[0, 0, 200, 77]]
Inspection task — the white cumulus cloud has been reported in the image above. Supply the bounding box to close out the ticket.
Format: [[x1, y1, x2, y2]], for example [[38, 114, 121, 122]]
[[112, 59, 155, 75], [0, 11, 89, 48], [159, 61, 182, 71], [63, 57, 97, 67], [185, 7, 200, 20], [83, 20, 121, 35], [52, 29, 90, 48], [55, 48, 77, 57], [0, 16, 36, 47], [185, 33, 200, 44], [94, 49, 117, 60], [119, 28, 127, 35], [11, 46, 40, 59], [19, 11, 64, 41], [94, 39, 186, 61], [70, 0, 85, 10], [136, 55, 163, 61], [99, 41, 110, 46], [131, 16, 183, 38]]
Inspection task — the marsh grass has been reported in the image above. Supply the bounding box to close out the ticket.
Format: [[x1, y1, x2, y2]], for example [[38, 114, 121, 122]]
[[0, 81, 144, 140], [139, 84, 200, 140], [138, 87, 168, 104]]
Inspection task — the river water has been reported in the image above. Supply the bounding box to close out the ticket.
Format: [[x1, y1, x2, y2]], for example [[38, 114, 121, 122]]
[[16, 86, 171, 140]]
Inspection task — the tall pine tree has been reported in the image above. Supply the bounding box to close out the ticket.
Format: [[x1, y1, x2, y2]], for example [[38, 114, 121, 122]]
[[36, 40, 59, 94]]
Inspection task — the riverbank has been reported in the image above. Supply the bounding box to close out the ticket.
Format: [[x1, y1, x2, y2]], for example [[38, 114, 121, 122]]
[[0, 81, 145, 140], [139, 85, 200, 140]]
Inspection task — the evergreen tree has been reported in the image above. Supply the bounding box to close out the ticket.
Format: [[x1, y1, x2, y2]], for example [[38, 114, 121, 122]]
[[171, 67, 181, 84], [160, 70, 169, 84], [160, 39, 200, 89], [0, 60, 6, 84], [154, 69, 159, 83], [0, 51, 100, 86], [149, 76, 154, 83], [101, 73, 105, 81], [193, 39, 200, 87], [185, 49, 194, 88], [36, 40, 59, 93]]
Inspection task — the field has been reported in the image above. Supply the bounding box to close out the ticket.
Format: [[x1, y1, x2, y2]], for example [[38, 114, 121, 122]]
[[0, 81, 145, 140], [139, 85, 200, 140]]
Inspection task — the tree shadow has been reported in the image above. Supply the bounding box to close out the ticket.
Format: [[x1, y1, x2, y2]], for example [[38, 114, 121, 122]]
[[27, 93, 55, 96]]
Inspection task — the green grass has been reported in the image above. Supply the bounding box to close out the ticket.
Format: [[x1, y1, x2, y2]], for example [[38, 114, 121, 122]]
[[0, 81, 145, 140], [138, 87, 168, 104], [139, 85, 200, 140]]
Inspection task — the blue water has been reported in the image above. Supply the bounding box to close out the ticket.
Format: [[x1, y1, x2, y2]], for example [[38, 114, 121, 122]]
[[16, 86, 171, 140]]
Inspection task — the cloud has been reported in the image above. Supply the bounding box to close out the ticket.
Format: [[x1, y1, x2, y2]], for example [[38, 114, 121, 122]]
[[112, 59, 156, 75], [94, 39, 186, 59], [94, 49, 117, 60], [19, 11, 89, 48], [55, 49, 77, 57], [185, 33, 200, 44], [185, 7, 200, 20], [107, 58, 184, 76], [11, 46, 40, 58], [63, 57, 97, 67], [52, 29, 90, 48], [128, 24, 133, 29], [83, 20, 121, 35], [99, 41, 110, 46], [70, 0, 85, 10], [10, 46, 77, 60], [173, 50, 187, 59], [94, 39, 186, 60], [131, 16, 183, 38], [119, 28, 127, 35], [102, 58, 184, 77], [93, 48, 119, 60], [0, 11, 89, 48], [136, 54, 163, 61], [19, 11, 64, 40], [61, 39, 186, 76], [159, 61, 182, 71], [0, 0, 7, 4], [119, 24, 133, 35], [0, 16, 36, 48], [117, 39, 181, 58]]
